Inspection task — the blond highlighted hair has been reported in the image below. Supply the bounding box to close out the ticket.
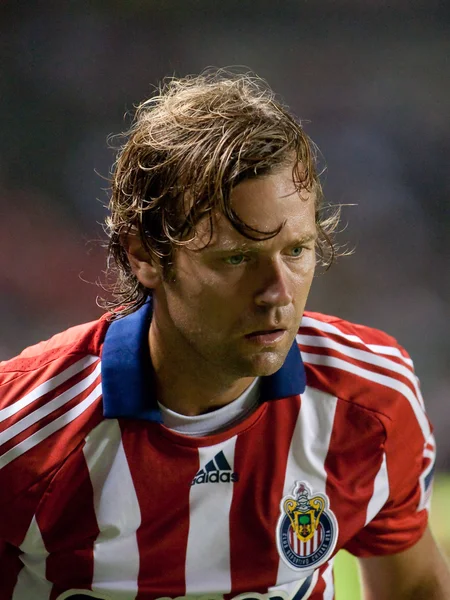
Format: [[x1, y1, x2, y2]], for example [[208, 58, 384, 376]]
[[103, 70, 340, 316]]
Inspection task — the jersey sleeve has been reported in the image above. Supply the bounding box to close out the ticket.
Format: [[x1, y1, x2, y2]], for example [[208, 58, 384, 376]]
[[344, 376, 435, 557], [0, 339, 104, 545], [300, 312, 436, 557]]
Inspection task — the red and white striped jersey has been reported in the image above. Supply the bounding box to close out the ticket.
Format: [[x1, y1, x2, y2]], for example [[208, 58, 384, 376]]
[[0, 302, 435, 600]]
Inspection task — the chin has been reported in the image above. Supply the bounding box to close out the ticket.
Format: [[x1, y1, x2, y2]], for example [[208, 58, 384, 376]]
[[242, 351, 287, 377]]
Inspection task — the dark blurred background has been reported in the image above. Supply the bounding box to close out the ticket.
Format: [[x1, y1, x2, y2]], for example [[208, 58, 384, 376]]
[[1, 1, 449, 468]]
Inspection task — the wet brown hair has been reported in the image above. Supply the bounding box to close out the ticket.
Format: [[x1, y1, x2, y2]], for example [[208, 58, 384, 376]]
[[102, 70, 340, 316]]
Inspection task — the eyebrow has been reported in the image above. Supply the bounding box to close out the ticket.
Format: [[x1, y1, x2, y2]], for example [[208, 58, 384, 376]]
[[206, 232, 318, 253]]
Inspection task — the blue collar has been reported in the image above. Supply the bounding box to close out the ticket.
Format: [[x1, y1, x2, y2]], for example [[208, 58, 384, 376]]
[[101, 300, 306, 422]]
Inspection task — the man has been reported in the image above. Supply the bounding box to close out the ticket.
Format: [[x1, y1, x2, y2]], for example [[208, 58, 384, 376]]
[[0, 72, 448, 600]]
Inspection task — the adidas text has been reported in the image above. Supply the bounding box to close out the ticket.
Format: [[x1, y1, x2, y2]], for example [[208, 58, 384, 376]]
[[191, 471, 239, 485]]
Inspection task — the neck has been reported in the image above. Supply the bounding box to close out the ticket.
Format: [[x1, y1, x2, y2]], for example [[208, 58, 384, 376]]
[[148, 321, 255, 417]]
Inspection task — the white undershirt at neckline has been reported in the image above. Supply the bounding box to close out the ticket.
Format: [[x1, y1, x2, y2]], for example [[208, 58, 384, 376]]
[[158, 377, 261, 436]]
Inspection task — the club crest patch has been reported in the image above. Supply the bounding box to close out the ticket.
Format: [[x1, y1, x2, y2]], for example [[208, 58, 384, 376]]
[[276, 481, 338, 571]]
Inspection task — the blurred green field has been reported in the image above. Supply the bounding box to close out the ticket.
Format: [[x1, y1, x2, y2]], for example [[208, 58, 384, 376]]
[[334, 474, 450, 598]]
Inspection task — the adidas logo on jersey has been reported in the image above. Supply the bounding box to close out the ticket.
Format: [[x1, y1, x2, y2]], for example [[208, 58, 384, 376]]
[[191, 450, 239, 485]]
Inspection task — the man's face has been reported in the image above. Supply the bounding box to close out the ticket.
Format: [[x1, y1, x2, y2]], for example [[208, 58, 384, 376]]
[[151, 164, 317, 379]]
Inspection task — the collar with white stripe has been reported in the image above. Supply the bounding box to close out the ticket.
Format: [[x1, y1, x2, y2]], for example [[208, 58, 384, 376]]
[[101, 299, 306, 422]]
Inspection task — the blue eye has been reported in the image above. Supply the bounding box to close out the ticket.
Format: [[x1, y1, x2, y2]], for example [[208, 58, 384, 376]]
[[291, 247, 304, 257], [225, 254, 246, 265]]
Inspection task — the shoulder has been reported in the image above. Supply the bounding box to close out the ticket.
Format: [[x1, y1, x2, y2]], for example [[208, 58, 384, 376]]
[[0, 314, 111, 507], [1, 314, 110, 375], [299, 311, 411, 362], [293, 314, 434, 559], [0, 314, 110, 412], [298, 311, 429, 436]]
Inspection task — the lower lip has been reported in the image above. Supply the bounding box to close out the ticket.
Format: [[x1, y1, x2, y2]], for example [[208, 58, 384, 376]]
[[245, 330, 286, 345]]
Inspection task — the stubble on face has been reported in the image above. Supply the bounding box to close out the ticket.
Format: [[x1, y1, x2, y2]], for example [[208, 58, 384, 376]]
[[150, 165, 317, 387], [151, 167, 315, 372]]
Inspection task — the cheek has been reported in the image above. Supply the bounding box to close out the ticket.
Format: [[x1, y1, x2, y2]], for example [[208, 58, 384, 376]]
[[291, 265, 315, 309], [306, 261, 316, 285], [167, 276, 229, 323], [301, 254, 316, 285], [294, 253, 316, 281], [304, 266, 316, 294]]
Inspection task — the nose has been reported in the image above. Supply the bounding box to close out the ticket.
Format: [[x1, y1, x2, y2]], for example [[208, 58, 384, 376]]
[[253, 258, 293, 308]]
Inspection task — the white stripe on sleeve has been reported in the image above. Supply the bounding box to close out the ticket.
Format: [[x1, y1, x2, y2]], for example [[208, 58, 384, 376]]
[[0, 362, 101, 447], [297, 333, 423, 409], [364, 453, 389, 526], [0, 356, 99, 422], [301, 352, 430, 439], [300, 317, 413, 367], [0, 382, 102, 469]]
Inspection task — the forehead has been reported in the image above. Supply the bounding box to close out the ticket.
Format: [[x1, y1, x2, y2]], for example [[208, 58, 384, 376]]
[[190, 166, 317, 250]]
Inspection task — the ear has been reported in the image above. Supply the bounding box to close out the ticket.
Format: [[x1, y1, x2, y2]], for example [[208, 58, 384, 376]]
[[121, 232, 162, 289]]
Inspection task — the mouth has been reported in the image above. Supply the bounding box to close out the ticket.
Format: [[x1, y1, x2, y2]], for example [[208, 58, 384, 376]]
[[244, 328, 287, 345]]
